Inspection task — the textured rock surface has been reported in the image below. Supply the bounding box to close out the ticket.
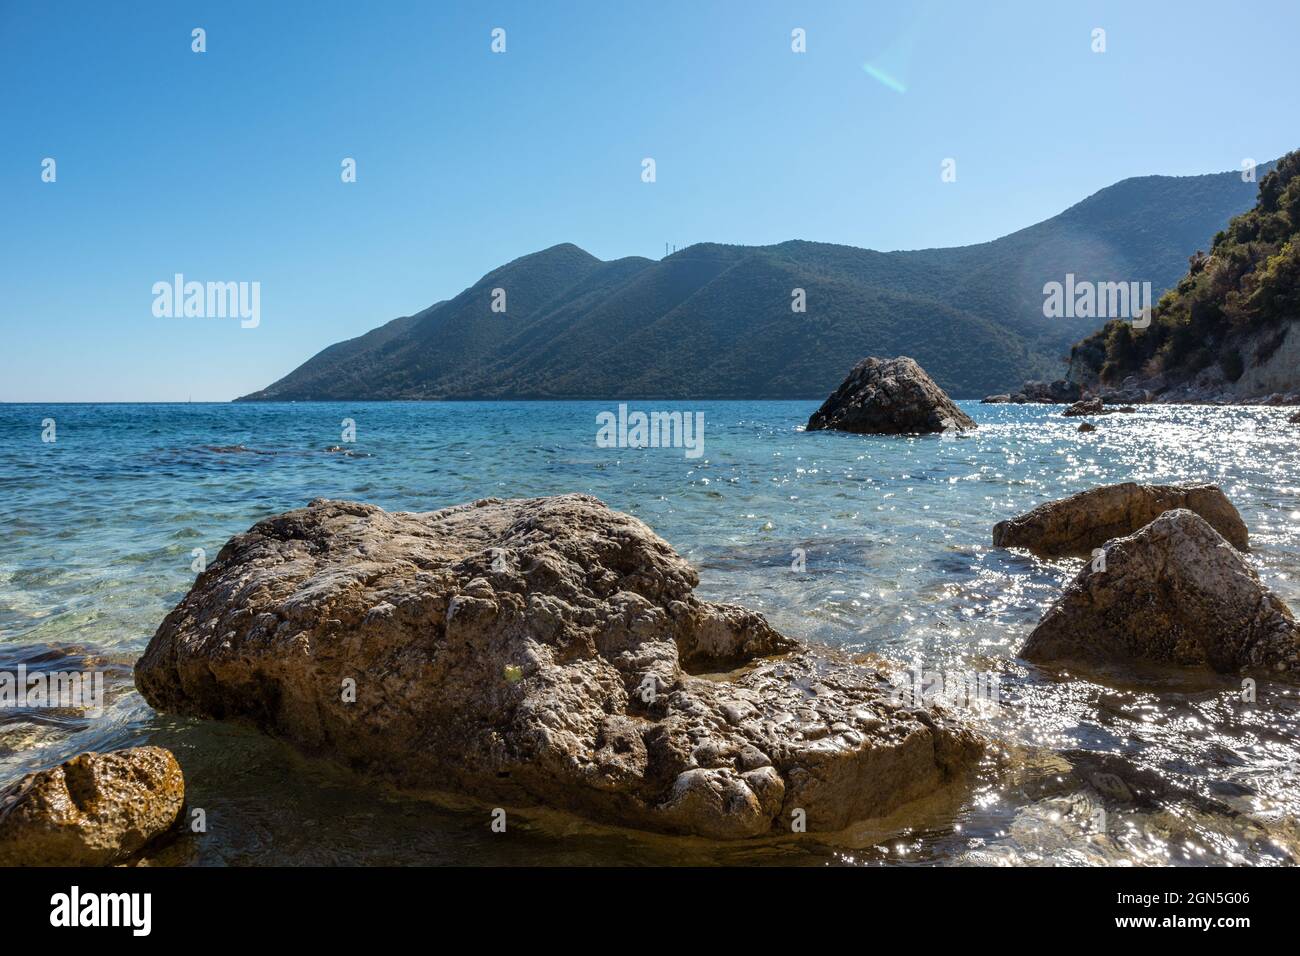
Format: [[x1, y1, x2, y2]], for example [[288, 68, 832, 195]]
[[1063, 397, 1105, 417], [807, 356, 976, 434], [1020, 510, 1300, 677], [135, 495, 981, 839], [0, 747, 184, 866], [993, 482, 1249, 557]]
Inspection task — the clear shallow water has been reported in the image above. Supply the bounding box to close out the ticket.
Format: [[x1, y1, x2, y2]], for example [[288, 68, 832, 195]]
[[1, 400, 1298, 866]]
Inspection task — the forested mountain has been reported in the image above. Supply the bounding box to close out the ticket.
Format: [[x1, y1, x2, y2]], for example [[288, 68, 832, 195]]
[[1070, 151, 1299, 393], [238, 161, 1271, 401]]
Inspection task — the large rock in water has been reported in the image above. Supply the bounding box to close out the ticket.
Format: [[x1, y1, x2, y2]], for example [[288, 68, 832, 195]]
[[0, 747, 184, 866], [993, 482, 1249, 558], [135, 495, 981, 839], [806, 356, 976, 434], [1020, 510, 1300, 677]]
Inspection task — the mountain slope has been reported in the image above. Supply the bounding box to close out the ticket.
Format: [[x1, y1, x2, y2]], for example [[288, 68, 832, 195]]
[[238, 161, 1274, 401], [1068, 151, 1300, 400]]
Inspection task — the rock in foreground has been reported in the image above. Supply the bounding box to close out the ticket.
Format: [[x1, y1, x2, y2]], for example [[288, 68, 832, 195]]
[[807, 356, 976, 435], [993, 482, 1249, 557], [135, 495, 981, 839], [0, 747, 184, 866], [1020, 510, 1300, 677]]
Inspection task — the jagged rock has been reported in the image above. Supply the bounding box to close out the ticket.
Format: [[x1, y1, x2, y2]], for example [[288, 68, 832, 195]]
[[981, 394, 1012, 404], [135, 495, 981, 839], [992, 482, 1249, 557], [806, 356, 976, 435], [1063, 397, 1105, 417], [1020, 510, 1300, 677], [1077, 422, 1096, 433], [0, 747, 184, 866]]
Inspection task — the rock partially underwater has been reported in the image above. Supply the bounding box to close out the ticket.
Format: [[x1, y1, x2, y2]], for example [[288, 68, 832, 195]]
[[807, 356, 976, 435], [135, 495, 982, 839], [1020, 510, 1300, 678], [993, 482, 1249, 558], [0, 746, 184, 866]]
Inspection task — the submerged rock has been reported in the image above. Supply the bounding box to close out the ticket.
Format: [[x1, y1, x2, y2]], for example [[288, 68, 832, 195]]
[[806, 356, 976, 435], [135, 495, 981, 839], [1020, 510, 1300, 677], [1077, 422, 1096, 433], [0, 747, 184, 866], [993, 482, 1249, 557]]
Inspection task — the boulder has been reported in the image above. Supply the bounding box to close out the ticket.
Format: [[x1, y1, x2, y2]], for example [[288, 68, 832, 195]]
[[981, 394, 1012, 404], [135, 495, 981, 839], [992, 482, 1249, 557], [1077, 422, 1096, 433], [1062, 397, 1105, 417], [1289, 411, 1300, 424], [1020, 510, 1300, 677], [0, 747, 184, 866], [806, 356, 976, 435]]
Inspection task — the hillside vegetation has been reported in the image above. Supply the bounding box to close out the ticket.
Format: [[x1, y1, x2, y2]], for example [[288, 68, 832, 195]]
[[1071, 151, 1300, 386]]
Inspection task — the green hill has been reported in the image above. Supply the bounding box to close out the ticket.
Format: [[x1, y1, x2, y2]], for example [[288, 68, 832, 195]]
[[1070, 151, 1300, 390], [237, 161, 1272, 401]]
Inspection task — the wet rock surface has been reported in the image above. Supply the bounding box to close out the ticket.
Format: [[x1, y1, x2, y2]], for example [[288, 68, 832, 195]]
[[0, 746, 184, 866], [993, 482, 1249, 558], [1063, 397, 1105, 417], [807, 356, 976, 435], [135, 495, 982, 839], [1020, 510, 1300, 677]]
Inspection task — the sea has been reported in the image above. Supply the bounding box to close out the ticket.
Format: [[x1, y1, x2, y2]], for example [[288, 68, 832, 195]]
[[1, 400, 1298, 865]]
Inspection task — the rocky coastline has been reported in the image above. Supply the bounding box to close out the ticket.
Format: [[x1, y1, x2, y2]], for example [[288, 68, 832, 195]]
[[4, 356, 1298, 864]]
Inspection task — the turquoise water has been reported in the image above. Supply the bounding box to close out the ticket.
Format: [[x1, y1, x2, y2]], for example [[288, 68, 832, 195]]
[[2, 400, 1299, 865]]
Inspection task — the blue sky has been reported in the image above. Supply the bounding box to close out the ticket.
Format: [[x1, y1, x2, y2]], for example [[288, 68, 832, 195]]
[[2, 0, 1297, 402]]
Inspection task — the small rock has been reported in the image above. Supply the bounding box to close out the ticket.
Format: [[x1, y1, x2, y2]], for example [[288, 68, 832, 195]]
[[0, 747, 184, 866], [1062, 397, 1105, 417], [1077, 422, 1096, 433]]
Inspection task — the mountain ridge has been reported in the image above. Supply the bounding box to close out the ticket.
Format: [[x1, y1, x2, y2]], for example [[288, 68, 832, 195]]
[[238, 161, 1275, 402]]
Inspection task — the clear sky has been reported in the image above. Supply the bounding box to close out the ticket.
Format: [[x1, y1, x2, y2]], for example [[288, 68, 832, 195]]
[[2, 0, 1297, 401]]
